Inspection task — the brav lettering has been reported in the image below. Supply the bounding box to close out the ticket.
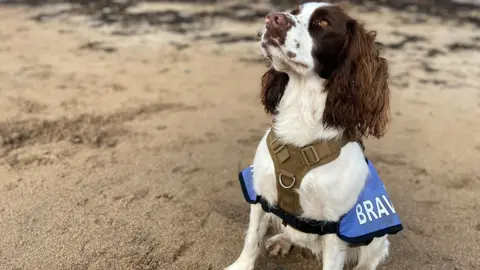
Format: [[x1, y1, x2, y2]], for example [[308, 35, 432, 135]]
[[356, 195, 396, 225]]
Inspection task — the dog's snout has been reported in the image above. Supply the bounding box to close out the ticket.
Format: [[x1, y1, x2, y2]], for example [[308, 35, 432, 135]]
[[266, 12, 288, 28], [262, 12, 294, 47]]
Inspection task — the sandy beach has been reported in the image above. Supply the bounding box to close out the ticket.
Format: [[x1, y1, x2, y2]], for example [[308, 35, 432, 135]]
[[0, 1, 479, 269]]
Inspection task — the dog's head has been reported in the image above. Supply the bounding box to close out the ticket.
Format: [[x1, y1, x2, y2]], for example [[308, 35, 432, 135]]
[[261, 2, 350, 77], [260, 1, 390, 139]]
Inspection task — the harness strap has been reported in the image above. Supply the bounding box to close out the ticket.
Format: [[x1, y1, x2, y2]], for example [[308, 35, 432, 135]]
[[259, 196, 373, 247], [266, 131, 354, 216], [259, 197, 337, 235]]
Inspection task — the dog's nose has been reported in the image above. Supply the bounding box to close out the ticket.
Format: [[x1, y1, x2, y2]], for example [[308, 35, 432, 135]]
[[265, 12, 287, 28]]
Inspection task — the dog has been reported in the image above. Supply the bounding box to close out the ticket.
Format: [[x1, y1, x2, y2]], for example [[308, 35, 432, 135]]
[[226, 1, 393, 270]]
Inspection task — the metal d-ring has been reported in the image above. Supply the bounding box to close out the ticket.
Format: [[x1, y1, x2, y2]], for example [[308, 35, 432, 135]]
[[279, 173, 296, 189]]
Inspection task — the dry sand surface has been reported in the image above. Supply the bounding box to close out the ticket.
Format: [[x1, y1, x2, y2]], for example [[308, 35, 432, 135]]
[[0, 1, 479, 269]]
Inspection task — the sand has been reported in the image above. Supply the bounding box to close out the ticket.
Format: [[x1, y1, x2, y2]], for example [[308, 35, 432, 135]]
[[0, 1, 479, 269]]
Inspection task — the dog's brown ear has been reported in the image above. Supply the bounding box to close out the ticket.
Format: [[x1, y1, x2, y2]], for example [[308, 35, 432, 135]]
[[323, 20, 390, 139], [261, 67, 289, 115]]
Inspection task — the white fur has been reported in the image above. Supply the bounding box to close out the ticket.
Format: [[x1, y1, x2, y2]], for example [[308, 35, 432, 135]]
[[226, 2, 390, 270]]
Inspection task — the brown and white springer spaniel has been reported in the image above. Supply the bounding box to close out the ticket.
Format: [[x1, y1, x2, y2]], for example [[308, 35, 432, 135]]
[[226, 1, 391, 270]]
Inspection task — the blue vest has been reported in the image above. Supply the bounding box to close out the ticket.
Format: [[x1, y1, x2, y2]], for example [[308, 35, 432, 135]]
[[238, 159, 403, 245]]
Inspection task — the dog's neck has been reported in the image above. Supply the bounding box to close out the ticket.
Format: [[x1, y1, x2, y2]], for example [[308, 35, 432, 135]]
[[272, 73, 342, 147]]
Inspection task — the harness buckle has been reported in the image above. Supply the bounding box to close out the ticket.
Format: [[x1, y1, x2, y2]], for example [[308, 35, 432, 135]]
[[271, 138, 290, 163], [301, 145, 321, 165], [270, 138, 285, 154]]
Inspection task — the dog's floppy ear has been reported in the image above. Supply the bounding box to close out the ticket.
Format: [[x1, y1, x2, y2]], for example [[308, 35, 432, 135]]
[[323, 20, 390, 139], [261, 67, 289, 115]]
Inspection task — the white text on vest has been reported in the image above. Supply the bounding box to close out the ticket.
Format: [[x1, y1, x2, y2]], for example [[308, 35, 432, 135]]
[[356, 195, 396, 225]]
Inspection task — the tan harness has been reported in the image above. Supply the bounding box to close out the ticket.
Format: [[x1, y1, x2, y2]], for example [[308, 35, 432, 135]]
[[266, 130, 360, 216]]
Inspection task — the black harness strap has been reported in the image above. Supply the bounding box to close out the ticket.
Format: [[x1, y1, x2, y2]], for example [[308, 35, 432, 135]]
[[259, 196, 373, 246], [259, 197, 337, 235]]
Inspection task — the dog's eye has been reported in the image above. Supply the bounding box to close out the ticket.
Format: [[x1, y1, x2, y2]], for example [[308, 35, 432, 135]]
[[313, 19, 330, 27]]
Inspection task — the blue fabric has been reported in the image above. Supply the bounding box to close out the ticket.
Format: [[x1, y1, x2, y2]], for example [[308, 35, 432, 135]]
[[238, 166, 258, 204], [237, 160, 403, 243], [336, 160, 403, 243]]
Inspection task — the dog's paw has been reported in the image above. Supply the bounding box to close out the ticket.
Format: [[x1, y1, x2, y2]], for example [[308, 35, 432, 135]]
[[265, 234, 293, 257]]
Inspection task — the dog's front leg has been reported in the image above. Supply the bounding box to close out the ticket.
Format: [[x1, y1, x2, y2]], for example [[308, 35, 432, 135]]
[[225, 204, 268, 270], [321, 234, 348, 270]]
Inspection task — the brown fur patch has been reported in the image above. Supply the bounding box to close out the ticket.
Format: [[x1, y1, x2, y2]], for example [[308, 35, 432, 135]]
[[260, 68, 289, 115], [323, 21, 390, 140]]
